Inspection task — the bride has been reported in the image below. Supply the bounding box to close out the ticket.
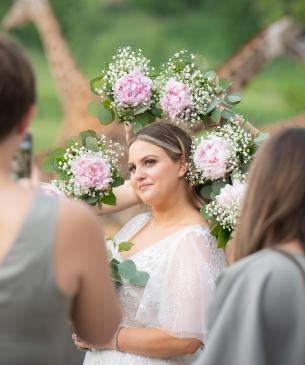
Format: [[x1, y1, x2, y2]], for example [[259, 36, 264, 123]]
[[76, 122, 227, 364]]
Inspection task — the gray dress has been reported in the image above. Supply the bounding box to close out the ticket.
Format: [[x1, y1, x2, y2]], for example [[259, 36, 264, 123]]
[[0, 192, 84, 365], [195, 249, 305, 365]]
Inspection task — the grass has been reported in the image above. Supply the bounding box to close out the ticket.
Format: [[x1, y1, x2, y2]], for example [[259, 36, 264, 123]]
[[235, 57, 305, 128]]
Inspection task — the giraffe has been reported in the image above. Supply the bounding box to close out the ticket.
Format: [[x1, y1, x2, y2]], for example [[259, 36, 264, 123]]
[[1, 0, 124, 143], [217, 16, 305, 92]]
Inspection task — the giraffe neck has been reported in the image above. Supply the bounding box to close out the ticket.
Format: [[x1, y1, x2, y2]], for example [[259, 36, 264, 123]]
[[31, 1, 91, 107]]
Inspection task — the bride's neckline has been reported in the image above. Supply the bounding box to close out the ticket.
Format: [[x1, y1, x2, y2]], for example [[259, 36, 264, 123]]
[[121, 213, 208, 260]]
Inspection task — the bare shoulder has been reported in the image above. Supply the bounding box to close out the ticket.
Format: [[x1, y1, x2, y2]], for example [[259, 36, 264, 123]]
[[57, 199, 104, 244], [59, 198, 101, 226], [183, 208, 208, 227]]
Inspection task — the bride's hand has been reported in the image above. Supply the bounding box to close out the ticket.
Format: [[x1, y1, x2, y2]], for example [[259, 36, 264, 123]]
[[72, 333, 92, 351], [72, 333, 116, 351], [124, 122, 135, 146]]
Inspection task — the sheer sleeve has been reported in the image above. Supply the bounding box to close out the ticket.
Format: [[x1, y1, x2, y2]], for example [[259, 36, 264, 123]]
[[135, 228, 226, 343]]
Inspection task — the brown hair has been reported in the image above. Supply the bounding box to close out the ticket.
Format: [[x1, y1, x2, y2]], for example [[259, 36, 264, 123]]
[[130, 121, 204, 208], [0, 37, 36, 142], [234, 127, 305, 261]]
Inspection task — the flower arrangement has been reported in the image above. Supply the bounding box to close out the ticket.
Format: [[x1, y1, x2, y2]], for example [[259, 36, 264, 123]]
[[203, 180, 247, 247], [106, 238, 150, 287], [90, 47, 162, 132], [43, 130, 124, 206], [156, 50, 242, 127], [187, 120, 261, 247], [89, 47, 244, 132], [188, 120, 255, 187]]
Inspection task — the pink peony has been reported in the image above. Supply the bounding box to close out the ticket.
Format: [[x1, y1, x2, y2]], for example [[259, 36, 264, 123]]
[[114, 68, 152, 107], [41, 183, 65, 198], [70, 155, 111, 190], [160, 79, 191, 120], [216, 181, 246, 208], [193, 136, 231, 180]]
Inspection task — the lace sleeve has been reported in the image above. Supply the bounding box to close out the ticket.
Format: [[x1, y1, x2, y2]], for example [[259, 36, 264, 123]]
[[135, 228, 226, 343]]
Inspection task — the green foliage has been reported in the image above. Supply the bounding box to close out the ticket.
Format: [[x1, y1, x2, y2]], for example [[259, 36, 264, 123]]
[[118, 242, 134, 252], [108, 238, 150, 287], [117, 260, 150, 287], [255, 0, 305, 23], [100, 191, 117, 206]]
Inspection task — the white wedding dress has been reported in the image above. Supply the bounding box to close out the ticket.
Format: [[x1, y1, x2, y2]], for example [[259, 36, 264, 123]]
[[84, 213, 226, 365]]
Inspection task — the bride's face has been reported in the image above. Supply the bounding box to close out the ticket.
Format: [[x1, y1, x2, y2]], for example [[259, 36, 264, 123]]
[[128, 140, 186, 207]]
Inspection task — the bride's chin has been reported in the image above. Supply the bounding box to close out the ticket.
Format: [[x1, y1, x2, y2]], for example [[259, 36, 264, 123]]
[[138, 192, 156, 205]]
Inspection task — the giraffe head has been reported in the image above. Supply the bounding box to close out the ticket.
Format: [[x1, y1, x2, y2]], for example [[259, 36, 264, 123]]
[[1, 0, 47, 30]]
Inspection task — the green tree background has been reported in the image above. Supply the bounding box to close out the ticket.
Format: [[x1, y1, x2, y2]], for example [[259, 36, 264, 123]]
[[0, 0, 304, 152]]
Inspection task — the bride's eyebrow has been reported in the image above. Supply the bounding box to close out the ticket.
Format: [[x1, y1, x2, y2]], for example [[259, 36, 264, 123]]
[[128, 155, 159, 165], [140, 155, 158, 162]]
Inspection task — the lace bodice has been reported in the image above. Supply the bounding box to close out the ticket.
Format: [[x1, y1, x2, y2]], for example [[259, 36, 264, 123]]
[[84, 213, 226, 365]]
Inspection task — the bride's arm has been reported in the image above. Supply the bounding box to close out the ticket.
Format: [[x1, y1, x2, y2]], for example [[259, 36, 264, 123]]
[[93, 180, 140, 215], [75, 326, 202, 357], [92, 123, 140, 215], [234, 113, 260, 138], [113, 326, 202, 357]]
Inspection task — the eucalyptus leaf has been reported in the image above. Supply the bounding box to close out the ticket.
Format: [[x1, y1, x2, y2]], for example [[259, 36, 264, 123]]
[[221, 108, 235, 121], [80, 130, 97, 145], [132, 113, 152, 133], [212, 180, 227, 195], [206, 98, 221, 114], [118, 242, 134, 252], [64, 136, 79, 148], [149, 105, 163, 118], [112, 174, 124, 188], [85, 136, 99, 152], [211, 107, 222, 123], [98, 103, 115, 125], [200, 184, 213, 199], [210, 191, 217, 200], [85, 195, 100, 205], [134, 105, 150, 115], [118, 260, 137, 280], [227, 93, 242, 105], [87, 101, 102, 118], [103, 99, 111, 109], [90, 76, 104, 95], [100, 191, 117, 206], [129, 271, 150, 287], [42, 155, 57, 172]]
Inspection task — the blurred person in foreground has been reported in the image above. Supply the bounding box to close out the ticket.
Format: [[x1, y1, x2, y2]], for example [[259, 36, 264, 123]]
[[0, 36, 121, 365], [194, 127, 305, 365]]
